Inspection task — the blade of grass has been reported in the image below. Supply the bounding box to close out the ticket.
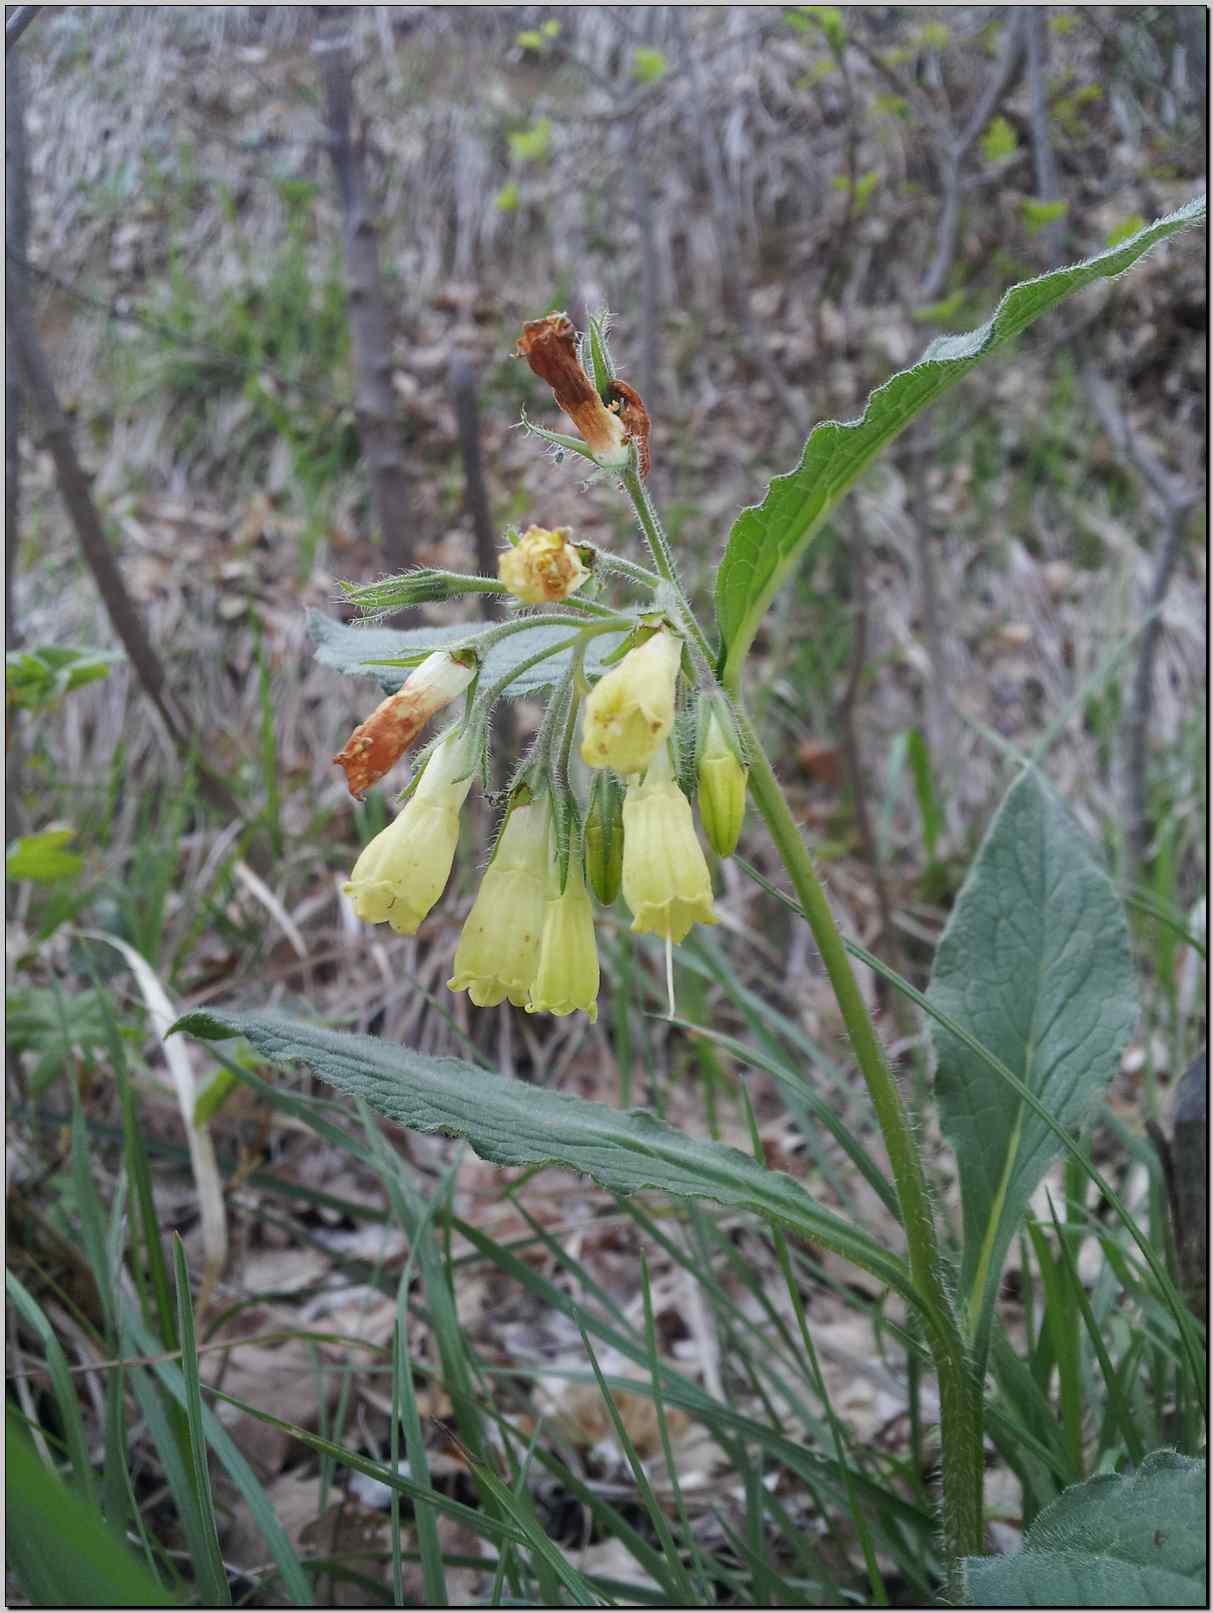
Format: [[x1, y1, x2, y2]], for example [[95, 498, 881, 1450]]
[[6, 1410, 173, 1607], [6, 1271, 98, 1506], [579, 1326, 698, 1604], [171, 1236, 232, 1606], [1046, 1198, 1145, 1465]]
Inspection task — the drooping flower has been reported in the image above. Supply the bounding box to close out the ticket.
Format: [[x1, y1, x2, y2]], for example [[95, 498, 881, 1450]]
[[334, 650, 475, 799], [621, 747, 718, 944], [498, 525, 589, 605], [696, 703, 748, 859], [448, 800, 549, 1007], [343, 729, 473, 934], [515, 313, 631, 469], [527, 848, 600, 1021], [580, 628, 682, 776]]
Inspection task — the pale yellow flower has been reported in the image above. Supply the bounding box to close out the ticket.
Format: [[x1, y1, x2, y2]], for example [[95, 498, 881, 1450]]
[[343, 731, 473, 934], [448, 801, 549, 1007], [696, 707, 748, 858], [527, 852, 600, 1021], [622, 749, 718, 943], [498, 526, 588, 605], [580, 628, 681, 775]]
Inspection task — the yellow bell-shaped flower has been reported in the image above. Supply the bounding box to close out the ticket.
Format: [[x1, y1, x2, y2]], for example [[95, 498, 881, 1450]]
[[343, 730, 473, 935], [527, 848, 600, 1021], [580, 628, 681, 776], [622, 747, 718, 943], [448, 800, 549, 1008]]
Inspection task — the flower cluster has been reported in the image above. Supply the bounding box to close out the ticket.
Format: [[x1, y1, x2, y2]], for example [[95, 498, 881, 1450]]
[[338, 313, 749, 1020]]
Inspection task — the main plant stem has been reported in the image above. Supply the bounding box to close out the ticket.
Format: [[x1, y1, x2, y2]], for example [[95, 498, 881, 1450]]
[[733, 700, 985, 1579]]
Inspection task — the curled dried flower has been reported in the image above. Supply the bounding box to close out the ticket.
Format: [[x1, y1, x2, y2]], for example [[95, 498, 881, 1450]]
[[517, 313, 650, 472], [333, 650, 475, 799], [606, 379, 651, 479]]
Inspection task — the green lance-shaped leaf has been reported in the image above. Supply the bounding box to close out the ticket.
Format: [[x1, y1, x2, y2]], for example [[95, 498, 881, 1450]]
[[927, 769, 1137, 1358], [963, 1450, 1206, 1607], [714, 194, 1205, 684], [172, 1010, 916, 1310], [307, 609, 626, 699]]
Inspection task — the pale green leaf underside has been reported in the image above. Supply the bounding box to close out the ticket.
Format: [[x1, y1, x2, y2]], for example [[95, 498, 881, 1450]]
[[927, 770, 1136, 1336], [307, 609, 625, 697], [964, 1450, 1206, 1607], [174, 1009, 913, 1305], [714, 194, 1205, 681]]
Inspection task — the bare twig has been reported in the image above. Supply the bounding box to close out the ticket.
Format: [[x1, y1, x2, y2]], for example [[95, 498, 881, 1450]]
[[448, 351, 497, 617], [1024, 6, 1067, 265], [315, 5, 410, 573], [5, 5, 40, 53], [919, 11, 1025, 301], [1079, 357, 1199, 874], [6, 45, 30, 647], [832, 511, 905, 1007], [6, 282, 250, 830]]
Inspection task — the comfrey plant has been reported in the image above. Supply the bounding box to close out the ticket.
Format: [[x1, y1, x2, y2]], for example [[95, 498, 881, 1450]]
[[179, 200, 1206, 1601]]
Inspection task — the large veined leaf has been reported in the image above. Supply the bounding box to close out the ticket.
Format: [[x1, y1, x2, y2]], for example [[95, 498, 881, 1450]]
[[963, 1450, 1206, 1607], [714, 195, 1205, 684], [927, 770, 1136, 1356], [307, 609, 625, 698], [173, 1009, 916, 1308]]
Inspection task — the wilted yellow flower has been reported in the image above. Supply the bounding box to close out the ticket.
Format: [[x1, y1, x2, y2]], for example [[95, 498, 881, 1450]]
[[622, 749, 718, 943], [343, 730, 473, 934], [580, 628, 681, 775], [448, 800, 549, 1007], [498, 526, 588, 605], [527, 852, 600, 1021], [333, 649, 475, 799], [696, 706, 748, 858]]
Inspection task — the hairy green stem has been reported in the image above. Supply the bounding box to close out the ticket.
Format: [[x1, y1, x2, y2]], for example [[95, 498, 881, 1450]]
[[621, 464, 717, 670], [732, 699, 985, 1577]]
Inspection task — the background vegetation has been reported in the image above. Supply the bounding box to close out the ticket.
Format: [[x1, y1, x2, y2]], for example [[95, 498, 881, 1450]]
[[6, 6, 1206, 1607]]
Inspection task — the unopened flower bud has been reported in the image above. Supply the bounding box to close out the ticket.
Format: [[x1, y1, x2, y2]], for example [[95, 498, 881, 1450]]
[[621, 747, 718, 944], [343, 730, 473, 934], [580, 628, 681, 776], [448, 800, 549, 1008], [584, 770, 624, 905], [527, 850, 600, 1021], [498, 525, 589, 605], [334, 650, 475, 799], [696, 706, 748, 858]]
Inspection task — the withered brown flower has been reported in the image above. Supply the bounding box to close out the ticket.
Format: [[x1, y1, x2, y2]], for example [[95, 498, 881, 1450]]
[[333, 651, 474, 798], [516, 313, 650, 475]]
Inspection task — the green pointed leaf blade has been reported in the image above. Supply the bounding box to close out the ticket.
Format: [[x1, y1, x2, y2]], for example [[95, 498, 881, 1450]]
[[964, 1450, 1206, 1607], [927, 770, 1137, 1342], [172, 1009, 914, 1306], [6, 1410, 173, 1606], [714, 195, 1205, 681], [307, 609, 626, 699]]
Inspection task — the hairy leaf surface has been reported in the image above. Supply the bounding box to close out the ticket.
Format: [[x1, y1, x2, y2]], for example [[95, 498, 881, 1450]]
[[174, 1009, 913, 1304], [964, 1451, 1206, 1607], [308, 608, 625, 697], [714, 196, 1205, 681], [927, 770, 1136, 1349]]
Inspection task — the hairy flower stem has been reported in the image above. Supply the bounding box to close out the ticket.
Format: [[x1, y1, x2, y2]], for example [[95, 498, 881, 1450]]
[[621, 464, 717, 670], [732, 699, 984, 1580]]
